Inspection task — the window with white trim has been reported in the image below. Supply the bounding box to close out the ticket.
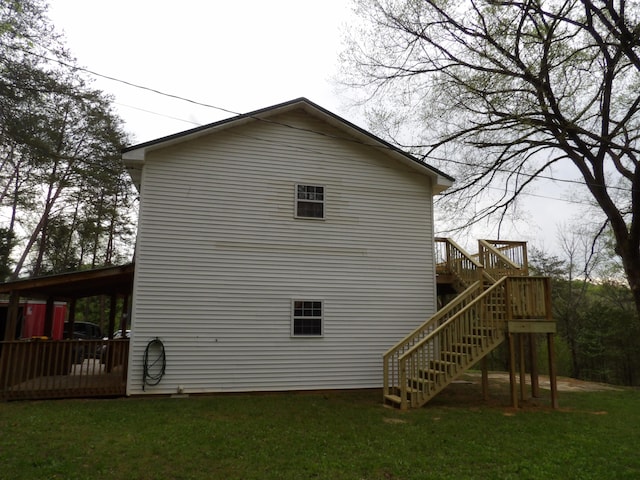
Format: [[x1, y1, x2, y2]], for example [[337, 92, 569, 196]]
[[295, 184, 325, 219], [292, 300, 323, 336]]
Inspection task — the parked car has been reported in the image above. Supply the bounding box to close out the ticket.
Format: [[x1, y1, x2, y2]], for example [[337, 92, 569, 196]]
[[64, 321, 103, 340], [112, 329, 131, 339], [98, 329, 131, 362], [63, 322, 104, 363]]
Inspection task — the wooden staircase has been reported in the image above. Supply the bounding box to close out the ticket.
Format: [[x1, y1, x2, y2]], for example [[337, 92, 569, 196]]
[[383, 239, 552, 410]]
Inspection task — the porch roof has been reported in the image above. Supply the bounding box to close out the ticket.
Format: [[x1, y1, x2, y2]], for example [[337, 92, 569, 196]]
[[0, 264, 134, 300]]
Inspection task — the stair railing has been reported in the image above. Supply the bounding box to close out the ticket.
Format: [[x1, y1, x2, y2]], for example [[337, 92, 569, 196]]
[[383, 281, 484, 403], [478, 239, 528, 279], [397, 277, 510, 408], [394, 275, 552, 409], [481, 240, 529, 274], [435, 237, 484, 287]]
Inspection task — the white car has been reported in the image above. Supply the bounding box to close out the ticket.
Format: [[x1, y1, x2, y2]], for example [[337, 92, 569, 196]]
[[113, 329, 131, 339]]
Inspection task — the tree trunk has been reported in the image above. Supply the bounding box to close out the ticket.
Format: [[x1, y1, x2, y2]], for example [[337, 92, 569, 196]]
[[11, 178, 66, 278], [620, 246, 640, 321]]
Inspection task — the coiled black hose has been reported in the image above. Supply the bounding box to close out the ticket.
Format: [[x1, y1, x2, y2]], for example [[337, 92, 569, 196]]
[[142, 337, 166, 391]]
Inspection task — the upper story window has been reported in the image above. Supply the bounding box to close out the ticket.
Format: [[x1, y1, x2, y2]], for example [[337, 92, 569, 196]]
[[296, 184, 325, 219]]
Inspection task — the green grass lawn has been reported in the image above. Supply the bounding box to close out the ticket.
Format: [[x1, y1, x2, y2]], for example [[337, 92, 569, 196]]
[[1, 377, 638, 480]]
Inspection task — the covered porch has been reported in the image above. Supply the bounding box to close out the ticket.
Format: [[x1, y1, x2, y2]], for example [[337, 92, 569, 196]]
[[0, 264, 134, 400]]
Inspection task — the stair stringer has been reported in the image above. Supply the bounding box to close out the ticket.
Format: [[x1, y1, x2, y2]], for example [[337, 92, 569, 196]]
[[385, 277, 510, 409]]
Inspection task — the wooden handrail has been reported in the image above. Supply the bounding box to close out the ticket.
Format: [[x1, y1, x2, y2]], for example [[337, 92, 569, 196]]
[[383, 281, 484, 359], [398, 277, 509, 362], [385, 275, 552, 409], [435, 237, 484, 287], [383, 281, 484, 400], [384, 238, 550, 409], [479, 239, 529, 275], [398, 279, 509, 408], [478, 239, 528, 277]]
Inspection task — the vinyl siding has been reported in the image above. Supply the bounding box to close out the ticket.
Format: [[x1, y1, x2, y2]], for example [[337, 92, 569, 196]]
[[127, 108, 438, 394]]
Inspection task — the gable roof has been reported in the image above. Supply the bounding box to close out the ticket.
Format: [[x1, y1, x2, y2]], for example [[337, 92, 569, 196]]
[[122, 97, 454, 193]]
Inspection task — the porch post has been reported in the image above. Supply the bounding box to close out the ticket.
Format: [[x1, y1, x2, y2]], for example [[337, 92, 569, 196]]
[[66, 299, 76, 339], [107, 295, 117, 339], [119, 294, 129, 335], [3, 291, 20, 341]]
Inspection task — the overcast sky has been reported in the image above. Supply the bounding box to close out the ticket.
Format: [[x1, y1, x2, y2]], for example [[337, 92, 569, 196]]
[[45, 0, 586, 253], [47, 0, 353, 144]]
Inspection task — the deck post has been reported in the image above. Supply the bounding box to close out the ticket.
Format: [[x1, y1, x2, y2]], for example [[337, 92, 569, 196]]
[[382, 356, 389, 401], [481, 355, 489, 401], [529, 333, 540, 397], [547, 332, 559, 408], [519, 334, 527, 402], [508, 332, 518, 408]]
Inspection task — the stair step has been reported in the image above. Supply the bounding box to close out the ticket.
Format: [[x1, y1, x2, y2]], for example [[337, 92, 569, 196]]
[[441, 349, 467, 357], [429, 359, 457, 371], [384, 394, 402, 406], [418, 368, 444, 380], [441, 351, 468, 362], [451, 343, 476, 353], [472, 327, 495, 334], [461, 334, 487, 345], [409, 377, 435, 392]]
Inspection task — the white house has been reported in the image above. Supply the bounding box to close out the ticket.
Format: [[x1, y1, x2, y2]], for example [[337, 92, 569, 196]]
[[122, 98, 453, 395]]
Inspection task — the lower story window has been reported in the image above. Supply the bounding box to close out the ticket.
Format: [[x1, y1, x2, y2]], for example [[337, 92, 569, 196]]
[[292, 300, 323, 336]]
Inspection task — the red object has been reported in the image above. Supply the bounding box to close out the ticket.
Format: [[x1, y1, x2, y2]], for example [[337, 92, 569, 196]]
[[20, 302, 67, 340]]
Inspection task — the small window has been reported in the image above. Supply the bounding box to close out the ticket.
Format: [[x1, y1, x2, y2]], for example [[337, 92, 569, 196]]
[[292, 300, 323, 336], [296, 184, 324, 219]]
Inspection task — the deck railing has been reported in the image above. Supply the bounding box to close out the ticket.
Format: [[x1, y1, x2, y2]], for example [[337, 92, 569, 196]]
[[435, 237, 484, 287], [0, 339, 129, 400], [479, 240, 529, 276], [478, 239, 529, 279], [507, 276, 552, 319]]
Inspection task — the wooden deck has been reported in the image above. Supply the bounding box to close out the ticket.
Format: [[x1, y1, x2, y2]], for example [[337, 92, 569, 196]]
[[0, 339, 129, 401]]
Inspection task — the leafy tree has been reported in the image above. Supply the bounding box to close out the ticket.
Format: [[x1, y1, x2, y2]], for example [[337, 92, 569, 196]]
[[0, 0, 135, 279], [529, 244, 640, 385], [342, 0, 640, 317]]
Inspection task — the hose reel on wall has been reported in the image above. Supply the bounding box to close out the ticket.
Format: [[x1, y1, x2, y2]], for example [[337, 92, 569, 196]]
[[142, 337, 166, 391]]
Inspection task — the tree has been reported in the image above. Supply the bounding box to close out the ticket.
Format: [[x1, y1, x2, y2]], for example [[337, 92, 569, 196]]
[[342, 0, 640, 317], [529, 242, 640, 385], [0, 0, 135, 279]]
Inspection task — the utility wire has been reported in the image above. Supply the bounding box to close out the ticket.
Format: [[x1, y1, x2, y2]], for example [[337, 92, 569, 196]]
[[14, 45, 638, 196]]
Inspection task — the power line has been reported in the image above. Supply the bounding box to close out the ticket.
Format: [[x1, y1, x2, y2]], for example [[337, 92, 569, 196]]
[[481, 184, 595, 206], [113, 102, 202, 126], [14, 45, 638, 196]]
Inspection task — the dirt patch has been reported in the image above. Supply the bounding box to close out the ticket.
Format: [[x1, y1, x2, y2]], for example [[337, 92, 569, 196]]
[[383, 417, 408, 424], [463, 371, 623, 392], [422, 371, 624, 410]]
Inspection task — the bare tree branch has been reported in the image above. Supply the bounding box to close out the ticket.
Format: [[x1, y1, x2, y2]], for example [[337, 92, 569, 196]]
[[342, 0, 640, 316]]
